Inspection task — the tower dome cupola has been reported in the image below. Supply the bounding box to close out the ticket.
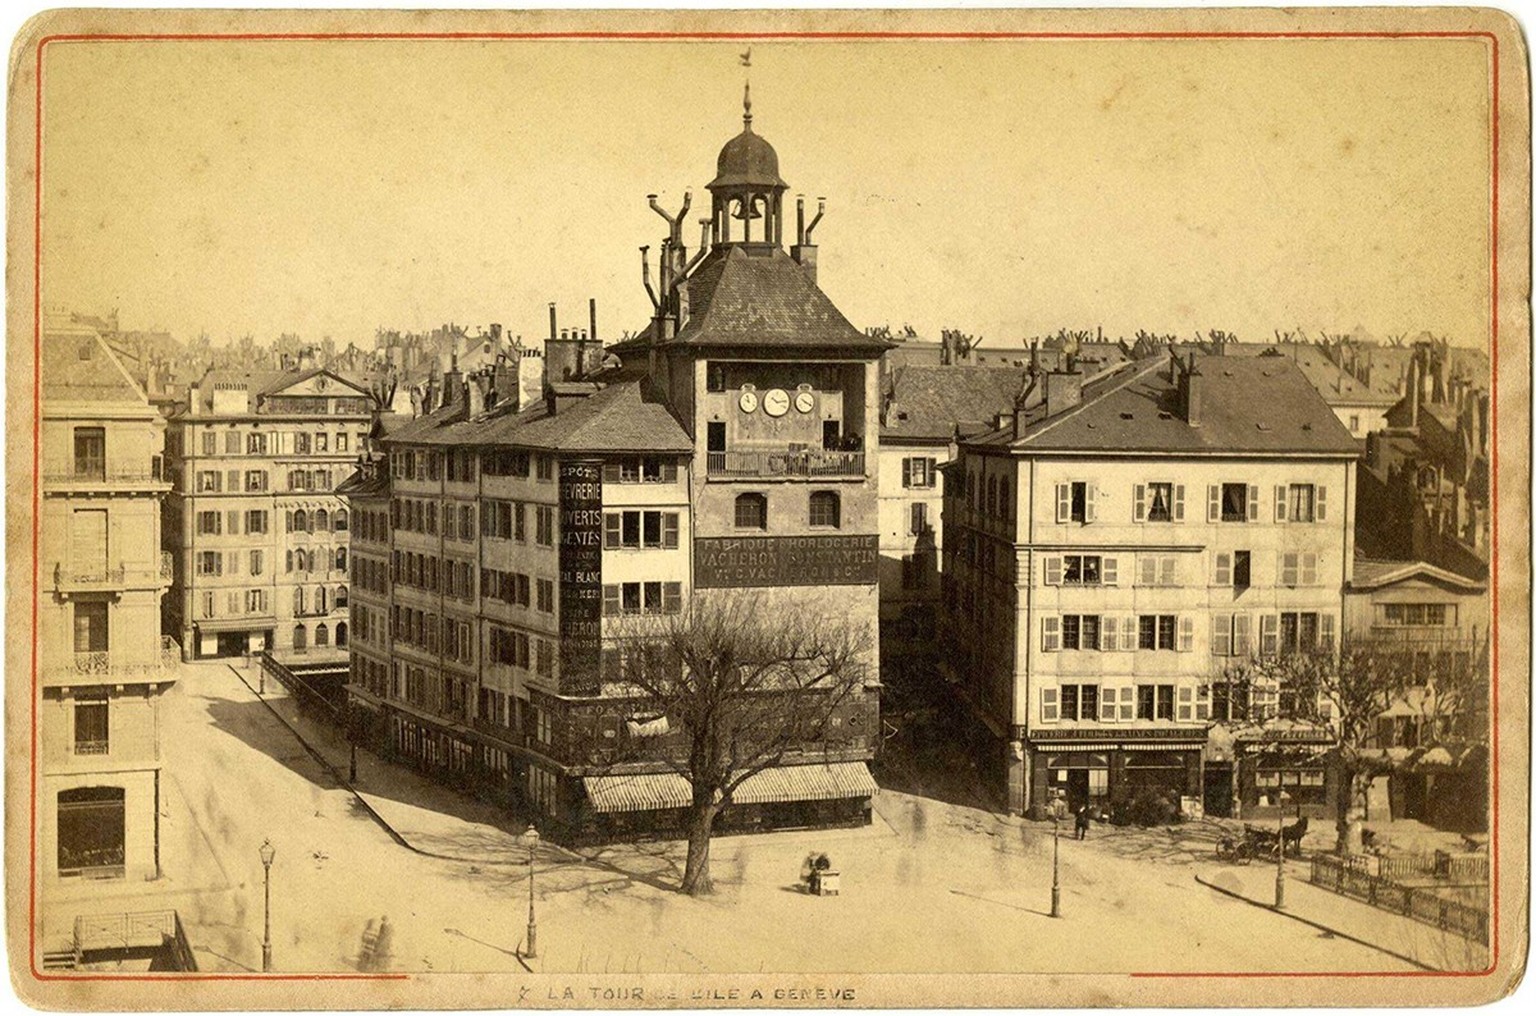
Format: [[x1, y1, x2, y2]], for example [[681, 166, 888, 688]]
[[706, 84, 789, 247]]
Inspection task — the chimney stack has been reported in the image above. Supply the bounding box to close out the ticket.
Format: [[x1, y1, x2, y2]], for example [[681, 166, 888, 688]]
[[791, 196, 824, 285], [1012, 395, 1028, 440], [1408, 354, 1422, 429], [589, 298, 598, 345], [1044, 364, 1084, 418], [548, 303, 557, 344], [1180, 351, 1202, 426]]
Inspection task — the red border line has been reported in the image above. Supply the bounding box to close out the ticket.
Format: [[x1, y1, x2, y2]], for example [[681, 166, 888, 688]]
[[29, 27, 1503, 984]]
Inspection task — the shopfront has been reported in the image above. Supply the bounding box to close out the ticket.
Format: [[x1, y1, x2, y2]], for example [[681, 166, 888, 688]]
[[1025, 730, 1206, 820], [1234, 733, 1338, 820]]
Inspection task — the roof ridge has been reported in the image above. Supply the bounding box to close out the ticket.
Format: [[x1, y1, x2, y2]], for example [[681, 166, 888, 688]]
[[1013, 359, 1162, 445]]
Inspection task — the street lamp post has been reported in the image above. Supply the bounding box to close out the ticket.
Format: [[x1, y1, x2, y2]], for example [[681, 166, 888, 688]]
[[1274, 791, 1289, 910], [258, 839, 276, 972], [1050, 794, 1065, 919], [521, 825, 540, 959]]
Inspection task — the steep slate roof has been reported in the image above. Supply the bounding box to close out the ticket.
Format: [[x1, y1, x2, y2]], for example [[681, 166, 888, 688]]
[[42, 329, 149, 405], [881, 365, 1026, 443], [969, 355, 1360, 456], [671, 245, 889, 353], [182, 367, 373, 415], [1349, 558, 1487, 592], [385, 374, 692, 455]]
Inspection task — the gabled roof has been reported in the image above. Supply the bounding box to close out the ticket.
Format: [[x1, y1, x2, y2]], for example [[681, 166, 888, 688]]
[[881, 365, 1026, 443], [670, 245, 888, 353], [42, 329, 149, 406], [384, 374, 692, 455], [1349, 558, 1487, 593], [182, 367, 372, 415], [967, 355, 1360, 456]]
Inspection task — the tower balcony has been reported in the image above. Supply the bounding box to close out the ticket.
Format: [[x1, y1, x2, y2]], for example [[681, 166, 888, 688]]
[[706, 446, 865, 480]]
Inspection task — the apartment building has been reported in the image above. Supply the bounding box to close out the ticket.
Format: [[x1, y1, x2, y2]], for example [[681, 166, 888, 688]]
[[941, 351, 1360, 819], [344, 96, 884, 842], [164, 367, 374, 660], [37, 315, 179, 960]]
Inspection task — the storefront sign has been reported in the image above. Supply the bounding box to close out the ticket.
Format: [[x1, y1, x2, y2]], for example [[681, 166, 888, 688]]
[[558, 459, 603, 694], [1031, 727, 1208, 742], [694, 535, 878, 588]]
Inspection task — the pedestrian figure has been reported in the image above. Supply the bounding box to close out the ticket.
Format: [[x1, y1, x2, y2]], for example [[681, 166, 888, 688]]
[[372, 915, 395, 971], [1074, 803, 1091, 840]]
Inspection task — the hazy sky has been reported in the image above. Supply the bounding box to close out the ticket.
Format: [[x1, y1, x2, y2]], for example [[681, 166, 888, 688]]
[[39, 37, 1493, 348]]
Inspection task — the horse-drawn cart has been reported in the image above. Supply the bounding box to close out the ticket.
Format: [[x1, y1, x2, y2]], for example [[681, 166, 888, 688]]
[[1215, 817, 1308, 864]]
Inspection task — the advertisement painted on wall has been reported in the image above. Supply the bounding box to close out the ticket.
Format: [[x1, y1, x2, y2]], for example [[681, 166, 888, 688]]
[[558, 459, 603, 695], [694, 534, 878, 588]]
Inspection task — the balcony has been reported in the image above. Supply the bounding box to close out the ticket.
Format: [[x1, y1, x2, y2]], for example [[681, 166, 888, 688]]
[[706, 448, 866, 480], [53, 559, 175, 594], [60, 637, 180, 683], [43, 466, 169, 492]]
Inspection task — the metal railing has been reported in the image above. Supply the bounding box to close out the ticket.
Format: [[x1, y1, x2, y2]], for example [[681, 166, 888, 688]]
[[72, 910, 197, 970], [44, 468, 166, 487], [1311, 854, 1488, 943], [69, 636, 180, 679], [706, 448, 865, 479]]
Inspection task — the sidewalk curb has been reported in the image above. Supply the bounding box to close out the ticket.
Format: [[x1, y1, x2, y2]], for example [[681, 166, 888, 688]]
[[224, 664, 579, 869], [1193, 872, 1436, 971]]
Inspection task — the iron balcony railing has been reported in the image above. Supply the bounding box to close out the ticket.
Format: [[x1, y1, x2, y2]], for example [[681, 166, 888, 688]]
[[706, 448, 865, 479], [43, 467, 167, 488], [53, 558, 176, 591], [69, 636, 180, 679]]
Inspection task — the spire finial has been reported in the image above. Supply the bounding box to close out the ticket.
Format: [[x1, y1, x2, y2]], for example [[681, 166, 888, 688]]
[[739, 47, 753, 130]]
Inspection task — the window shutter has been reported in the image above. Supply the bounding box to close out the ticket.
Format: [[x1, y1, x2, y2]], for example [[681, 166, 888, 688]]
[[1302, 553, 1318, 586], [1207, 485, 1220, 522], [1159, 557, 1176, 587], [1100, 687, 1118, 721], [1102, 557, 1118, 585], [1316, 485, 1328, 521], [1120, 686, 1135, 720], [1214, 552, 1231, 586], [1102, 616, 1119, 650], [1212, 614, 1232, 657], [1055, 484, 1071, 523], [1134, 484, 1147, 523], [1139, 556, 1157, 586], [1260, 614, 1279, 655], [1274, 485, 1288, 522], [1043, 556, 1063, 586], [1042, 616, 1060, 652], [604, 513, 621, 550], [902, 458, 912, 488], [1084, 484, 1097, 523], [603, 462, 621, 482], [1177, 686, 1194, 722], [602, 585, 620, 617], [1173, 484, 1186, 522], [1233, 613, 1253, 656], [1196, 685, 1211, 721], [1041, 687, 1059, 722], [1319, 613, 1336, 649], [1280, 552, 1298, 587], [1177, 616, 1195, 652], [1247, 484, 1260, 521]]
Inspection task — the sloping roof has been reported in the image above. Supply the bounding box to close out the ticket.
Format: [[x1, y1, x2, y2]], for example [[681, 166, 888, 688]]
[[42, 329, 149, 405], [384, 375, 692, 454], [671, 245, 888, 353], [1349, 558, 1487, 592], [881, 365, 1026, 442], [968, 355, 1360, 456], [183, 367, 372, 415]]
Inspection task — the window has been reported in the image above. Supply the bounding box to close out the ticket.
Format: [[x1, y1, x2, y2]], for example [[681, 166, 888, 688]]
[[246, 510, 269, 534], [249, 550, 264, 575], [334, 509, 349, 531], [1054, 481, 1094, 523], [224, 431, 241, 454], [1275, 611, 1330, 654], [1379, 603, 1454, 627], [196, 510, 221, 535], [537, 579, 554, 613], [1136, 481, 1181, 523], [73, 428, 106, 479], [246, 589, 266, 613], [1069, 482, 1088, 522], [1278, 552, 1319, 588], [1058, 614, 1101, 651], [1348, 415, 1361, 433], [245, 470, 267, 492], [57, 786, 125, 876], [73, 690, 109, 755], [734, 493, 767, 530], [201, 431, 216, 455], [1134, 684, 1176, 721], [809, 491, 841, 529], [1211, 614, 1254, 657], [1063, 555, 1103, 586], [1215, 482, 1254, 522], [196, 551, 222, 576], [293, 624, 307, 651], [1233, 550, 1251, 588], [535, 506, 554, 546], [1277, 483, 1326, 523], [909, 501, 929, 536], [903, 457, 937, 489], [1058, 683, 1099, 722], [1137, 614, 1180, 651]]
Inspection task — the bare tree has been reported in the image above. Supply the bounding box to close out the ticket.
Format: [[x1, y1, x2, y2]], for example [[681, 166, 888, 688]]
[[605, 591, 872, 895], [1224, 639, 1488, 852]]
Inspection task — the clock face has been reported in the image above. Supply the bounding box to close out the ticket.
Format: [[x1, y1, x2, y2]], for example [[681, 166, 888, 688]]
[[794, 391, 815, 414], [763, 388, 791, 417], [738, 390, 759, 414]]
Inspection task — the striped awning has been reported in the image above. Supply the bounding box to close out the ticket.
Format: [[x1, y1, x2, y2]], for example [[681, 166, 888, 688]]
[[1044, 742, 1205, 752], [583, 762, 878, 815]]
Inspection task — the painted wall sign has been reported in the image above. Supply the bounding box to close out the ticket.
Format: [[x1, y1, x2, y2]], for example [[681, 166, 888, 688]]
[[693, 534, 878, 588], [558, 459, 604, 694]]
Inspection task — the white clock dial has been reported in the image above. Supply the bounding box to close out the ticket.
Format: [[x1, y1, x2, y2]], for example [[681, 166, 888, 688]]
[[794, 391, 815, 414], [738, 390, 759, 413], [763, 388, 791, 417]]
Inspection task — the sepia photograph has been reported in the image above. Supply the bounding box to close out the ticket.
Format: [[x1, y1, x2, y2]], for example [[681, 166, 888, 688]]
[[4, 5, 1529, 1009]]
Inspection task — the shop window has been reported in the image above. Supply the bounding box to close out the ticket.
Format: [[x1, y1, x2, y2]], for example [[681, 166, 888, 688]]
[[57, 786, 125, 876]]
